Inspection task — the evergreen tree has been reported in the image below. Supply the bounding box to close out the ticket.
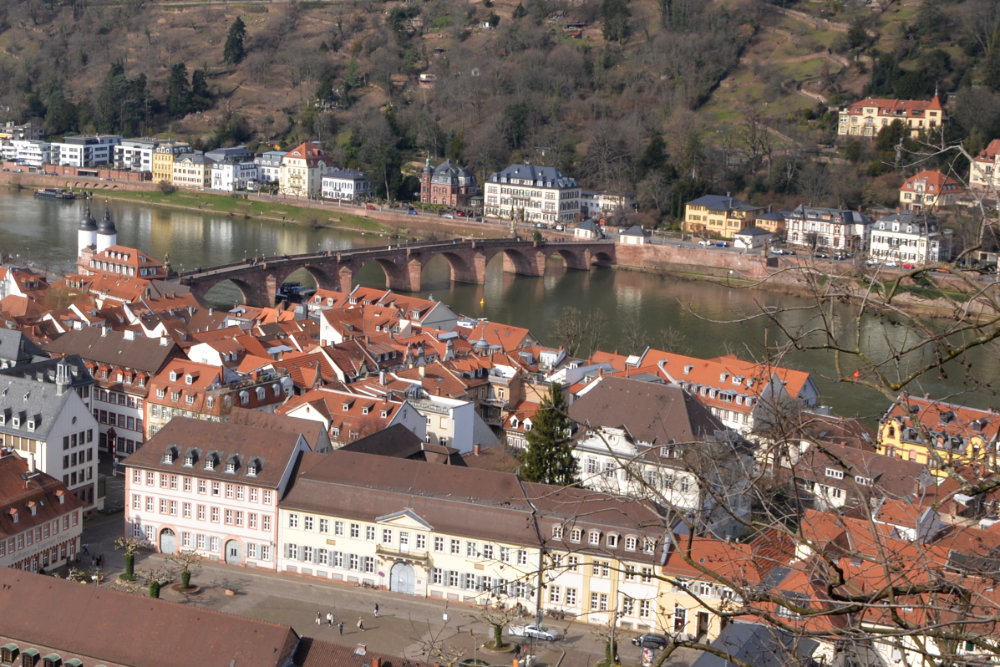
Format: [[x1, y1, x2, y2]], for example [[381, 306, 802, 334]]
[[223, 17, 247, 65], [167, 63, 191, 117], [190, 69, 212, 112], [521, 383, 577, 486]]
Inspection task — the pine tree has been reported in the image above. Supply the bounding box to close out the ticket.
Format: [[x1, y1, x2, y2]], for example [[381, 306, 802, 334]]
[[223, 17, 247, 65], [167, 63, 191, 117], [521, 383, 577, 486]]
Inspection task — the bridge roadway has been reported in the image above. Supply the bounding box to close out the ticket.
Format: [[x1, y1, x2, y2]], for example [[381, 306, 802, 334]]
[[175, 237, 617, 307]]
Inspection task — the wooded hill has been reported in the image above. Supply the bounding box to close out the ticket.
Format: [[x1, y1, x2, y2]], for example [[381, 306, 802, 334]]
[[3, 0, 1000, 223]]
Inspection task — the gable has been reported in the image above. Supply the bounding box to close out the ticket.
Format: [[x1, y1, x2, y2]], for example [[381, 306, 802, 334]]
[[374, 508, 434, 531]]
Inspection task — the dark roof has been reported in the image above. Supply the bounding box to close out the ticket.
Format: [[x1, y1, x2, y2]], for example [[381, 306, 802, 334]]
[[487, 164, 578, 189], [734, 226, 771, 237], [0, 569, 299, 667], [570, 376, 727, 445], [43, 326, 180, 373], [340, 424, 466, 465], [691, 620, 819, 667], [293, 637, 413, 667], [121, 417, 307, 489], [0, 355, 92, 390], [430, 159, 476, 186], [0, 329, 45, 365], [228, 406, 330, 452], [283, 450, 666, 558], [686, 194, 762, 212], [96, 207, 116, 235]]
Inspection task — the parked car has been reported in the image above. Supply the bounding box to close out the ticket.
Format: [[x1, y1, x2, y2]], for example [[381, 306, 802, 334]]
[[631, 633, 669, 649], [366, 204, 376, 210], [456, 211, 465, 217], [407, 208, 417, 215], [554, 224, 565, 231], [814, 252, 829, 259], [714, 241, 728, 247], [508, 624, 562, 641], [441, 213, 454, 219], [902, 263, 915, 269], [698, 240, 712, 247]]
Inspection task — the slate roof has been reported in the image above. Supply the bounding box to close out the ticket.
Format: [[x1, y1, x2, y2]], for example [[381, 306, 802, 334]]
[[43, 326, 179, 374], [0, 374, 82, 440], [686, 194, 762, 212], [0, 355, 92, 392], [487, 164, 578, 189], [340, 423, 465, 465], [570, 376, 727, 445], [283, 450, 666, 559], [691, 620, 819, 667], [0, 568, 299, 667], [0, 329, 45, 365], [121, 417, 307, 489], [429, 159, 476, 186]]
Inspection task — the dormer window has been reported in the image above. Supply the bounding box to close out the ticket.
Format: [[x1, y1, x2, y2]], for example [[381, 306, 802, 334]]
[[162, 447, 177, 464], [204, 454, 218, 471], [225, 457, 238, 474], [607, 534, 619, 548], [11, 416, 19, 428], [256, 387, 265, 400], [239, 391, 249, 405], [246, 458, 260, 477], [380, 410, 388, 418], [206, 396, 215, 409], [343, 404, 350, 412], [26, 418, 34, 432], [588, 530, 601, 546], [169, 371, 178, 381], [362, 406, 369, 415], [185, 374, 193, 385], [183, 451, 197, 467], [156, 388, 165, 399]]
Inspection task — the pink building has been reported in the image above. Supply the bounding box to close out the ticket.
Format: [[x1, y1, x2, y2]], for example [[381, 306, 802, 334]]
[[123, 417, 310, 569]]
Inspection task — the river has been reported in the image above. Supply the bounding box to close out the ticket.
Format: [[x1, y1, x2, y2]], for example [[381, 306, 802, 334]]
[[2, 192, 996, 423]]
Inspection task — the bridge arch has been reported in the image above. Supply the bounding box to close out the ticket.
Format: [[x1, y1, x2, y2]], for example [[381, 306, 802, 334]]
[[489, 246, 546, 278]]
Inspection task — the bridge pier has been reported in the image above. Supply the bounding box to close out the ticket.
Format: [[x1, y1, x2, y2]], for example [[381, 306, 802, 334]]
[[264, 274, 278, 307], [452, 252, 487, 284], [338, 266, 354, 293], [386, 258, 422, 292]]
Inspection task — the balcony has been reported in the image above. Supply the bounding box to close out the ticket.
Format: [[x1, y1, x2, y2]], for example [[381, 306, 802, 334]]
[[375, 543, 430, 565]]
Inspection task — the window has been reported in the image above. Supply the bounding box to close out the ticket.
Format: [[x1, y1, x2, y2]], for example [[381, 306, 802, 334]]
[[482, 544, 493, 559], [211, 507, 219, 522], [287, 544, 298, 560], [466, 541, 477, 557], [145, 497, 153, 512], [350, 523, 360, 538], [500, 546, 510, 562], [825, 467, 845, 480], [640, 600, 651, 618], [549, 586, 561, 603], [383, 529, 393, 544], [132, 494, 141, 510], [262, 515, 271, 531], [416, 534, 426, 550], [335, 521, 344, 536], [552, 525, 563, 540], [643, 538, 656, 554], [249, 513, 257, 529], [566, 587, 577, 606], [590, 593, 600, 610], [288, 513, 299, 528], [570, 528, 582, 543], [211, 482, 220, 496], [365, 526, 376, 541], [434, 536, 444, 552], [589, 531, 601, 546], [567, 556, 578, 572], [304, 516, 313, 531], [517, 549, 527, 565], [450, 539, 461, 555], [607, 534, 618, 548], [622, 598, 634, 616], [592, 560, 610, 577], [197, 505, 205, 520], [319, 518, 329, 534]]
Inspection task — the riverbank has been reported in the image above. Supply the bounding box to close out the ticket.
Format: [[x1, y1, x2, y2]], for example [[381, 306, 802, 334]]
[[4, 173, 992, 321]]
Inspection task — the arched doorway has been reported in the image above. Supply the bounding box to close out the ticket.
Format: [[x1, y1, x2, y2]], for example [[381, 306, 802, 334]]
[[389, 562, 415, 595], [224, 539, 242, 565], [159, 528, 176, 555]]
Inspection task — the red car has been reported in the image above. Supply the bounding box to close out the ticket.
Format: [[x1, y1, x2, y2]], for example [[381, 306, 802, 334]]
[[456, 211, 466, 217], [366, 204, 376, 210]]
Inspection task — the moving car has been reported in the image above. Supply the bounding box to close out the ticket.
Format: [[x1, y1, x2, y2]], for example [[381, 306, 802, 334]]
[[508, 624, 562, 641], [631, 633, 669, 649]]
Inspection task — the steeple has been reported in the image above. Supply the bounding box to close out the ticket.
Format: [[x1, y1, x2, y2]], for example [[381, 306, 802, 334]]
[[95, 204, 117, 253], [77, 204, 98, 255]]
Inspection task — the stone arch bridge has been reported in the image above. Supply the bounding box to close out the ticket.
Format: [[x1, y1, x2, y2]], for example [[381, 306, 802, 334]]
[[176, 238, 616, 306]]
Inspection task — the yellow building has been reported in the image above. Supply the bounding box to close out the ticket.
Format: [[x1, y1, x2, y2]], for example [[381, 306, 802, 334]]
[[877, 395, 999, 477], [279, 141, 330, 199], [152, 141, 191, 186], [837, 96, 944, 140], [683, 194, 765, 240], [172, 153, 211, 190], [278, 450, 665, 632]]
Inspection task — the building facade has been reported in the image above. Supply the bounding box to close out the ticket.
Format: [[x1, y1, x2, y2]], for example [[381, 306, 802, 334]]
[[867, 211, 950, 265], [785, 205, 872, 253], [321, 168, 371, 201], [837, 96, 944, 140], [484, 164, 580, 224], [420, 159, 478, 208], [899, 169, 963, 211], [123, 417, 311, 569], [151, 141, 191, 184], [49, 135, 121, 167], [114, 138, 159, 173], [682, 194, 766, 239], [279, 142, 330, 199]]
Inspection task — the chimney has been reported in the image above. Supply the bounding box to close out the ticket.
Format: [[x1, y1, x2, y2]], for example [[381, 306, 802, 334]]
[[28, 454, 35, 474], [379, 371, 386, 386], [55, 360, 70, 396], [56, 489, 65, 505], [419, 365, 425, 378], [371, 659, 381, 667], [474, 444, 481, 456]]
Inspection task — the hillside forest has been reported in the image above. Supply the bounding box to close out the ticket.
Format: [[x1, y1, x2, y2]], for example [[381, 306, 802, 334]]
[[3, 0, 1000, 228]]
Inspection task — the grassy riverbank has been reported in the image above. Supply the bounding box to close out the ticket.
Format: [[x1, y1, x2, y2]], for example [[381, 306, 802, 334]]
[[88, 188, 393, 236]]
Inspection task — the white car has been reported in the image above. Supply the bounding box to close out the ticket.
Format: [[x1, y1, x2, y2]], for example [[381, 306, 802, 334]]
[[508, 624, 562, 641]]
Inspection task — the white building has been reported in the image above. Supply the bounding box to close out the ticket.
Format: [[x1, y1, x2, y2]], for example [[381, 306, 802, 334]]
[[321, 168, 371, 201], [255, 151, 285, 185], [484, 164, 581, 224], [785, 205, 872, 253], [114, 138, 159, 173], [49, 135, 121, 167], [0, 365, 100, 512], [211, 160, 259, 192], [867, 211, 951, 265], [10, 139, 51, 167]]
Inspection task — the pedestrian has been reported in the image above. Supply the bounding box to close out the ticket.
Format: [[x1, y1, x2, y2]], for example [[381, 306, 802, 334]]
[[374, 603, 379, 618], [357, 617, 364, 632], [338, 621, 344, 636], [327, 612, 333, 627], [316, 612, 321, 626], [514, 644, 521, 657]]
